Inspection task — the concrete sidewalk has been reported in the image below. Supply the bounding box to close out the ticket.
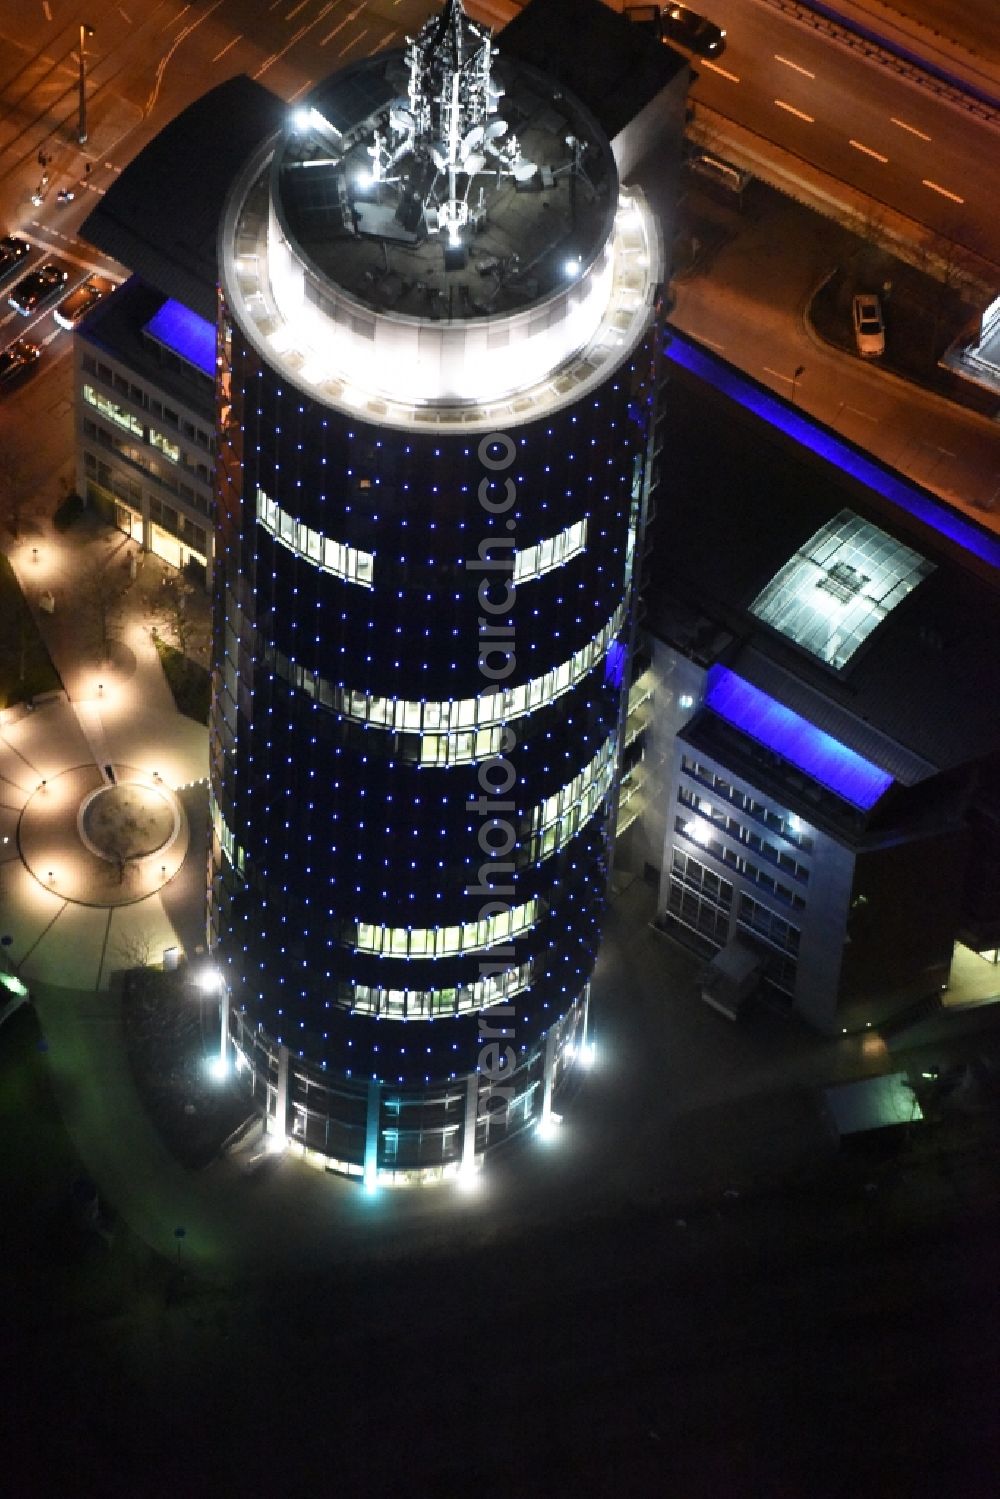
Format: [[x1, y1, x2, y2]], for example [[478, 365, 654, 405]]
[[1, 503, 209, 993]]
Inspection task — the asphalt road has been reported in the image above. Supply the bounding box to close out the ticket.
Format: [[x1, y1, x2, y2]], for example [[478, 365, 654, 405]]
[[688, 0, 1000, 263]]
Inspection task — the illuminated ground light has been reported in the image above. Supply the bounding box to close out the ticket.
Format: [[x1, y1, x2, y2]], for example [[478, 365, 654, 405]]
[[266, 1129, 287, 1155], [206, 1055, 230, 1082], [536, 1111, 563, 1143], [455, 1162, 482, 1193], [578, 1040, 596, 1069]]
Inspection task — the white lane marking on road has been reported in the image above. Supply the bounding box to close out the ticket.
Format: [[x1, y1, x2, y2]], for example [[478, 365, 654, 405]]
[[286, 0, 310, 18], [774, 100, 814, 123], [337, 24, 367, 56], [149, 0, 225, 111], [890, 117, 931, 141], [699, 336, 726, 352], [163, 4, 190, 32], [774, 54, 814, 80], [119, 7, 132, 21], [256, 3, 336, 76], [849, 139, 888, 163], [26, 228, 123, 279], [844, 406, 878, 422], [322, 4, 364, 46], [702, 61, 740, 83], [42, 1, 52, 19], [212, 35, 241, 62], [288, 76, 313, 101], [922, 179, 964, 204], [762, 366, 795, 384]]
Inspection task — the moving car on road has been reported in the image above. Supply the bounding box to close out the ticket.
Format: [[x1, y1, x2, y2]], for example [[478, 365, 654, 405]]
[[0, 338, 41, 386], [8, 260, 68, 316], [0, 233, 31, 283], [852, 293, 886, 358], [54, 276, 110, 330]]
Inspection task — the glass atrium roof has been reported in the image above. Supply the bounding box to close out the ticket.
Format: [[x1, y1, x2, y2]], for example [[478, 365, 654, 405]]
[[749, 510, 933, 670]]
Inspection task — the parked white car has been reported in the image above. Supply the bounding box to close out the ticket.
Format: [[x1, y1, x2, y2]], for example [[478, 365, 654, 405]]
[[852, 293, 885, 358]]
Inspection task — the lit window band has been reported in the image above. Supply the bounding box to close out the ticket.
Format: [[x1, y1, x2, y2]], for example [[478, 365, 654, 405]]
[[257, 486, 374, 588], [265, 601, 627, 765], [350, 960, 533, 1018], [530, 732, 617, 861], [513, 519, 587, 584], [356, 898, 538, 957], [82, 383, 143, 438], [210, 791, 245, 875]]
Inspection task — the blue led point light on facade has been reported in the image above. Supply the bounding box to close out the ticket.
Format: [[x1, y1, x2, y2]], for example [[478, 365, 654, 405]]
[[704, 665, 893, 810], [208, 0, 666, 1182], [143, 298, 216, 378]]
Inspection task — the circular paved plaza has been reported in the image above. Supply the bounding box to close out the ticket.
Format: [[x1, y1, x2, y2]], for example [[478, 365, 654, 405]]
[[18, 765, 188, 907]]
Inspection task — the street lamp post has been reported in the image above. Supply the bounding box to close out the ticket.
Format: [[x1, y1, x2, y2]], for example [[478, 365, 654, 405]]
[[791, 364, 805, 404], [77, 23, 95, 146]]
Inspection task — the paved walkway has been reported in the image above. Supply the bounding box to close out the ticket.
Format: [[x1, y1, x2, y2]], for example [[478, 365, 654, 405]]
[[0, 508, 208, 993]]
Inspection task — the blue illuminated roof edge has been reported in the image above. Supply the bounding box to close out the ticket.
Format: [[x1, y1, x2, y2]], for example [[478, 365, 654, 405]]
[[703, 664, 894, 811], [142, 297, 216, 379], [664, 332, 1000, 571]]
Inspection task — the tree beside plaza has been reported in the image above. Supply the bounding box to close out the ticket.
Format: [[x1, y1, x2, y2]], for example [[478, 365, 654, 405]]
[[152, 576, 195, 662], [79, 556, 126, 665]]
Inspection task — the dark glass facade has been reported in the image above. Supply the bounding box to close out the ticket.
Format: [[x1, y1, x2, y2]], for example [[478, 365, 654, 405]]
[[209, 16, 664, 1180]]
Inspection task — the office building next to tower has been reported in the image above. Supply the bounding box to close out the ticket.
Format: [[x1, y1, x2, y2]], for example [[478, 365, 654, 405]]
[[208, 0, 681, 1181], [617, 335, 1000, 1037]]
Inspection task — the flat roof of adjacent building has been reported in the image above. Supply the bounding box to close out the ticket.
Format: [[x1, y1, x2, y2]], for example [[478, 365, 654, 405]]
[[78, 275, 215, 418], [648, 333, 1000, 779], [79, 74, 286, 320], [500, 0, 687, 142]]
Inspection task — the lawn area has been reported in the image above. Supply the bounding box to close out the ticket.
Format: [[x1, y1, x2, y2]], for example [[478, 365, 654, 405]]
[[151, 630, 211, 723], [0, 550, 62, 709]]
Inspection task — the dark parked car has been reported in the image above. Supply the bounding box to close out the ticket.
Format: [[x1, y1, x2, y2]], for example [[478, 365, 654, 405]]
[[0, 233, 31, 283], [659, 4, 727, 58], [54, 276, 110, 330], [0, 338, 41, 385], [8, 260, 68, 316]]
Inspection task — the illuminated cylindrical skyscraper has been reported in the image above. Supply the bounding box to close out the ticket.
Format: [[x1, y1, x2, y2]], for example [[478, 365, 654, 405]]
[[211, 0, 663, 1181]]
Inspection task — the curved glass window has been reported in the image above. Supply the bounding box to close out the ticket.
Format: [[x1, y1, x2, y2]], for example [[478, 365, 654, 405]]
[[265, 602, 627, 765], [354, 899, 538, 957], [529, 732, 617, 861], [257, 486, 374, 589], [350, 960, 533, 1018], [513, 519, 587, 584]]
